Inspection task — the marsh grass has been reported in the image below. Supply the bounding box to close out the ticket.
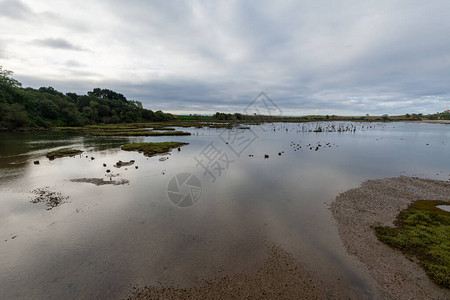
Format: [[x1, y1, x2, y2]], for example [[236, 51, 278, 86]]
[[46, 148, 83, 160], [375, 200, 450, 288], [121, 142, 188, 157]]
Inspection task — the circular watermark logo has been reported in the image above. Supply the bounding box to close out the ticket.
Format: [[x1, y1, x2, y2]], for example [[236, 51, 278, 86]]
[[167, 173, 202, 208]]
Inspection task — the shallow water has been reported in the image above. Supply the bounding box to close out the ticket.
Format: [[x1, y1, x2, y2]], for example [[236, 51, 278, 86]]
[[437, 205, 450, 212], [0, 122, 449, 299]]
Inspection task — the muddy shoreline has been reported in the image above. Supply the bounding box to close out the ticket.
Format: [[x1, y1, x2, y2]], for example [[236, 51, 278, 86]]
[[125, 176, 450, 299], [126, 245, 329, 299], [331, 176, 450, 299]]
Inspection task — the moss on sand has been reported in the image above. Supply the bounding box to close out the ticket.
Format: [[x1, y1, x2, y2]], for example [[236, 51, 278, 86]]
[[46, 148, 83, 160], [121, 142, 188, 157], [375, 200, 450, 288]]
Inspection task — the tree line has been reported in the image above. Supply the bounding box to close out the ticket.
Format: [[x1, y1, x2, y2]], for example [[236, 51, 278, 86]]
[[0, 66, 174, 130]]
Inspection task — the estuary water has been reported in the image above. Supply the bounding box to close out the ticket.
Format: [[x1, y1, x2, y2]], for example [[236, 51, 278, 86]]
[[0, 122, 449, 299]]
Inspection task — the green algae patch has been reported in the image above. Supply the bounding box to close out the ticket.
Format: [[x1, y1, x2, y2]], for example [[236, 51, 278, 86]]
[[55, 124, 190, 136], [84, 128, 190, 136], [121, 142, 188, 157], [375, 200, 450, 288], [46, 148, 83, 160]]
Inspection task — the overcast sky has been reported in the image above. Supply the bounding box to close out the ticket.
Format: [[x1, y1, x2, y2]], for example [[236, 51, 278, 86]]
[[1, 0, 449, 115]]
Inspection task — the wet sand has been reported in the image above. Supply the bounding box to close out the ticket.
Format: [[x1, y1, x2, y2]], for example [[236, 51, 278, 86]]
[[331, 176, 450, 299], [126, 176, 450, 299], [126, 245, 327, 299]]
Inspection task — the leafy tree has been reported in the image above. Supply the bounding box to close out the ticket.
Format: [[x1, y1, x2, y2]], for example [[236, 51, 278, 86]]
[[0, 66, 22, 88], [0, 67, 174, 129], [0, 103, 29, 129]]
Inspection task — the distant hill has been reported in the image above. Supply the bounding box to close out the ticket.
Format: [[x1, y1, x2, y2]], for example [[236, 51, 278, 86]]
[[0, 66, 173, 130]]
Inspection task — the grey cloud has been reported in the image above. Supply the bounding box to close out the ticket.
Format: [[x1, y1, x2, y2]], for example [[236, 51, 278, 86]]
[[8, 1, 450, 115], [34, 38, 85, 51], [65, 59, 85, 68], [0, 0, 32, 19]]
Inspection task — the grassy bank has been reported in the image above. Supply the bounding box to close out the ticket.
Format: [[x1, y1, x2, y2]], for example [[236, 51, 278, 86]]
[[46, 148, 83, 160], [375, 200, 450, 288], [121, 142, 188, 157], [55, 123, 191, 136]]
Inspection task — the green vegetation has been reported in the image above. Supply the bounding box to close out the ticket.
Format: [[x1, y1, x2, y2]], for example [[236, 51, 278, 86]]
[[425, 112, 450, 120], [46, 148, 83, 160], [0, 66, 174, 130], [55, 123, 190, 136], [3, 66, 448, 131], [375, 200, 450, 288], [121, 142, 188, 157], [177, 114, 215, 121], [84, 128, 190, 136]]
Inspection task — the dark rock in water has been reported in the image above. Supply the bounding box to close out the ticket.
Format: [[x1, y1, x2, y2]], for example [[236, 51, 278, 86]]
[[264, 154, 269, 159], [86, 156, 88, 158], [91, 157, 95, 160], [106, 169, 110, 173], [135, 166, 138, 169], [114, 160, 134, 168], [34, 161, 40, 165], [278, 152, 281, 156], [103, 163, 107, 167], [178, 147, 181, 151]]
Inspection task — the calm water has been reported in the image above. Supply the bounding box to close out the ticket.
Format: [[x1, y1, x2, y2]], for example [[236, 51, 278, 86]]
[[0, 122, 449, 299]]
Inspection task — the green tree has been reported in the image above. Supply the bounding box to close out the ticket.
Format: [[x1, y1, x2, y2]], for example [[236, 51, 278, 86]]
[[0, 103, 29, 129], [0, 66, 22, 88]]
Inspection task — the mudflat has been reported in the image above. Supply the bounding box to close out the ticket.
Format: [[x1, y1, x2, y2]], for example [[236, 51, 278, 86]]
[[331, 176, 450, 299]]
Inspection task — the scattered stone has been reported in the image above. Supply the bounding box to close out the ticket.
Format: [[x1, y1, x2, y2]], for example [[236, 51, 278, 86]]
[[34, 161, 39, 165], [264, 154, 269, 159], [31, 187, 68, 210], [106, 169, 110, 173], [103, 163, 107, 167]]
